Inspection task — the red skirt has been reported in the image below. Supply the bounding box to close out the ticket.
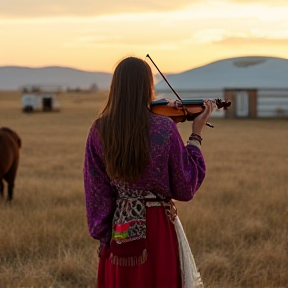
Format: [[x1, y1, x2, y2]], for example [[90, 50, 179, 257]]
[[97, 205, 182, 288]]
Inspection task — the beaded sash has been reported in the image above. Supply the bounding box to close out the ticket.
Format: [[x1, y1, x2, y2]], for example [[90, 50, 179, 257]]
[[109, 184, 176, 266], [111, 185, 152, 242]]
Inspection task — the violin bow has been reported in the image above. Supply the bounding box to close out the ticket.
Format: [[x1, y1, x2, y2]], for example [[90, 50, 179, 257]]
[[146, 54, 214, 128], [146, 54, 183, 103]]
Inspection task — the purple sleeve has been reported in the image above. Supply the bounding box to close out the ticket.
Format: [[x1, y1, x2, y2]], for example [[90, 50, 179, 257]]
[[168, 122, 206, 201], [83, 125, 116, 247]]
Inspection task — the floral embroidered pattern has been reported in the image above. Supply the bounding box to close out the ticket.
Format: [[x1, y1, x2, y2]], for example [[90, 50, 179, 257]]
[[84, 112, 206, 249]]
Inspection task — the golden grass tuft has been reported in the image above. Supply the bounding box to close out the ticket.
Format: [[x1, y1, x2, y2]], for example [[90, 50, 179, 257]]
[[0, 91, 288, 287]]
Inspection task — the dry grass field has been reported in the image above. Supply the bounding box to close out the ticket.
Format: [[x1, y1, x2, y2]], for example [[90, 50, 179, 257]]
[[0, 91, 287, 288]]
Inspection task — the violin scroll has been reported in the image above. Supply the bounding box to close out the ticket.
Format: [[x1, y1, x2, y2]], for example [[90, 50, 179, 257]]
[[215, 99, 231, 110]]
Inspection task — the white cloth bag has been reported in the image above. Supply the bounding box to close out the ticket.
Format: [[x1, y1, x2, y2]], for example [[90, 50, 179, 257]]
[[174, 216, 204, 288]]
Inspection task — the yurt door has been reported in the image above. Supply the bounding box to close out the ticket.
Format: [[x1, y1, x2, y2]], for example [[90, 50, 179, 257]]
[[236, 91, 249, 117]]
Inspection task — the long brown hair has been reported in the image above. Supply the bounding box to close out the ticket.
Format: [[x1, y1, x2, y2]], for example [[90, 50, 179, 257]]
[[97, 57, 154, 181]]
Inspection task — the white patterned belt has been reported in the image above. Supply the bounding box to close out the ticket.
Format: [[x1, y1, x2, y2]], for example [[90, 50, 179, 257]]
[[144, 193, 178, 222], [144, 193, 164, 207]]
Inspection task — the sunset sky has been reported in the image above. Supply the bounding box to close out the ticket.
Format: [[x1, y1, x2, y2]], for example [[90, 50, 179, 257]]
[[1, 0, 288, 73]]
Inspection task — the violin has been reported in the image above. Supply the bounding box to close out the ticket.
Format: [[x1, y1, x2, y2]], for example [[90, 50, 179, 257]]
[[146, 54, 231, 127], [150, 98, 231, 127]]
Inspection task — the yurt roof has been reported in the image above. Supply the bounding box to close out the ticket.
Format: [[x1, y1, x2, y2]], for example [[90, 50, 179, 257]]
[[155, 56, 288, 91]]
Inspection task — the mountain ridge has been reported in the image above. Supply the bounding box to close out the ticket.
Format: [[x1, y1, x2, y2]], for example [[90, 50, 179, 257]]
[[0, 65, 109, 73], [0, 66, 112, 91], [2, 55, 288, 91]]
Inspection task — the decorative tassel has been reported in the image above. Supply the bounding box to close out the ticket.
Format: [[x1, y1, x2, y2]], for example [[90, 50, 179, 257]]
[[110, 249, 148, 266]]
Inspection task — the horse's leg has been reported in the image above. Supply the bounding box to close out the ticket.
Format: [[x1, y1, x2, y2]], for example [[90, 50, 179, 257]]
[[4, 158, 19, 202], [7, 182, 14, 202], [0, 179, 3, 199]]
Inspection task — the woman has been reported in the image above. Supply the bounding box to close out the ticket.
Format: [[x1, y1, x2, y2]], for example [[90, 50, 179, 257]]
[[84, 56, 216, 288]]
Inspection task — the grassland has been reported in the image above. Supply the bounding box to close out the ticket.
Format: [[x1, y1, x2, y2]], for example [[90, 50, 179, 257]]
[[0, 91, 287, 288]]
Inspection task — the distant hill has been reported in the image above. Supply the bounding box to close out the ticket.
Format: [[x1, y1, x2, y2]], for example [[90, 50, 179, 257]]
[[3, 56, 288, 92], [0, 66, 112, 91]]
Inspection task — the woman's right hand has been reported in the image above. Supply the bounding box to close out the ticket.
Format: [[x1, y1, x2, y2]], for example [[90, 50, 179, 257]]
[[192, 100, 217, 136]]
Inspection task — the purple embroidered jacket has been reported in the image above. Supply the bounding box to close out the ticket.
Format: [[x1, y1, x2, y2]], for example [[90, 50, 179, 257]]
[[84, 113, 206, 247]]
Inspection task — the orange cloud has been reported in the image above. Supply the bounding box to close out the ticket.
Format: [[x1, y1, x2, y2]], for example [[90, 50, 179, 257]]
[[228, 0, 287, 5], [1, 0, 196, 18], [213, 36, 288, 46]]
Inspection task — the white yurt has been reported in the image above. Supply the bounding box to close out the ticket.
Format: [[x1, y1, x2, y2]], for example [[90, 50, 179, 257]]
[[154, 56, 288, 118]]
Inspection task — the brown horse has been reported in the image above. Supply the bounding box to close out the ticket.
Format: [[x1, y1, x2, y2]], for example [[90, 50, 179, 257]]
[[0, 127, 21, 202]]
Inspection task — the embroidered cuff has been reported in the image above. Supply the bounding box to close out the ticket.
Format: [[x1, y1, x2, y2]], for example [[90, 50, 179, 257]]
[[187, 139, 201, 150]]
